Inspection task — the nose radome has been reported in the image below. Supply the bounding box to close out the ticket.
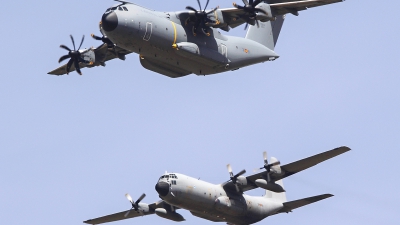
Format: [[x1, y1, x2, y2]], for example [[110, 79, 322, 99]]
[[102, 11, 118, 32], [155, 182, 169, 197]]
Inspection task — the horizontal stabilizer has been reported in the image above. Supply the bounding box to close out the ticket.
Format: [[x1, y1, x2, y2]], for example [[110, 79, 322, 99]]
[[277, 194, 333, 213]]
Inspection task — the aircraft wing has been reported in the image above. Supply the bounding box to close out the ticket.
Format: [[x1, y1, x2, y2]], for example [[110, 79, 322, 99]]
[[238, 146, 350, 192], [218, 0, 343, 28], [268, 0, 344, 16], [48, 44, 132, 76], [84, 200, 171, 225]]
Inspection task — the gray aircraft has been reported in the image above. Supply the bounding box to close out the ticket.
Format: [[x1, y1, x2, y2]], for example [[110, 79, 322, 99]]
[[84, 146, 350, 225], [48, 0, 343, 77]]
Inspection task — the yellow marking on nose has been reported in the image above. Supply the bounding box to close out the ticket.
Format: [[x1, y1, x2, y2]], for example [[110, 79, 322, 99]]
[[171, 21, 177, 46]]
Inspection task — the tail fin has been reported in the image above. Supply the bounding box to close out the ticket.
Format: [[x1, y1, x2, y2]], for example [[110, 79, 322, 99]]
[[277, 194, 333, 213], [264, 179, 287, 202], [245, 15, 286, 50]]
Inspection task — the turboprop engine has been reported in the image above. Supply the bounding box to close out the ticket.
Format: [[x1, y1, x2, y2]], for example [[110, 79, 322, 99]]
[[254, 152, 285, 193]]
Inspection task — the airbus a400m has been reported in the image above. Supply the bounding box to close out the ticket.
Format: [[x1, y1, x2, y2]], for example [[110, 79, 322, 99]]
[[48, 0, 344, 77], [84, 146, 350, 225]]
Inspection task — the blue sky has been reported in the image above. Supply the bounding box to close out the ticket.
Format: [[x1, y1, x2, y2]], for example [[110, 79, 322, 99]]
[[1, 0, 399, 224]]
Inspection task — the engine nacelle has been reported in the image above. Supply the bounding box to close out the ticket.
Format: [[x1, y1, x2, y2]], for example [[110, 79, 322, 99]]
[[155, 208, 185, 222], [80, 49, 96, 65], [255, 179, 285, 193], [215, 196, 246, 216]]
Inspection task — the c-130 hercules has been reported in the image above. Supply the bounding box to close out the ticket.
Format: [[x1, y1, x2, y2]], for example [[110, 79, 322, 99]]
[[48, 0, 344, 77], [84, 146, 350, 225]]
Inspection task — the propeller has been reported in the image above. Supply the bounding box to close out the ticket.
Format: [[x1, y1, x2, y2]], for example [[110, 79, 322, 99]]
[[186, 0, 218, 36], [254, 151, 281, 182], [233, 0, 267, 30], [124, 193, 146, 217], [91, 33, 114, 48], [58, 35, 87, 75], [226, 164, 246, 192]]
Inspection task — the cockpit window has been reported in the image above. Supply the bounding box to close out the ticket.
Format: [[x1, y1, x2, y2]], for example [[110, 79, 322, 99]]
[[123, 6, 128, 11], [118, 7, 123, 11], [111, 7, 117, 10]]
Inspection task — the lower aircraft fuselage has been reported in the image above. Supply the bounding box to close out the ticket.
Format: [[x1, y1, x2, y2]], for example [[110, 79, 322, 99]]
[[155, 173, 283, 225], [101, 4, 278, 77]]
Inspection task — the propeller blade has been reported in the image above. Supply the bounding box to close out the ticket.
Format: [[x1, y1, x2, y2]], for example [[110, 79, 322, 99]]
[[206, 7, 218, 15], [270, 161, 281, 166], [204, 0, 210, 11], [60, 45, 72, 52], [263, 151, 268, 165], [252, 0, 262, 7], [78, 35, 85, 50], [242, 0, 249, 5], [70, 35, 76, 51], [74, 59, 82, 75], [236, 169, 246, 177], [234, 4, 245, 10], [227, 164, 233, 176], [197, 0, 202, 11], [186, 6, 198, 12], [66, 58, 74, 74], [135, 193, 146, 204], [124, 210, 131, 217], [91, 33, 103, 41], [58, 55, 70, 63], [234, 184, 240, 192], [125, 193, 133, 204], [253, 8, 267, 14]]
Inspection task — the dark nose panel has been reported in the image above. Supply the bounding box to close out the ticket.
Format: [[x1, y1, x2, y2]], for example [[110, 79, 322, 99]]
[[102, 11, 118, 32], [155, 182, 169, 196]]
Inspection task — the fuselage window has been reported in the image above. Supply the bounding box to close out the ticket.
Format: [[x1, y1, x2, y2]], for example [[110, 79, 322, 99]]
[[123, 6, 128, 11]]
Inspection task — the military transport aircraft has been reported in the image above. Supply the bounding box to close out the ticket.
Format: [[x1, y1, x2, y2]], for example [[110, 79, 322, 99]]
[[84, 146, 350, 225], [48, 0, 344, 77]]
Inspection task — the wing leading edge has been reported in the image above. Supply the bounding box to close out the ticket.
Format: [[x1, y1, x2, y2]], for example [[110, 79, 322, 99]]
[[218, 0, 344, 28], [84, 200, 175, 225]]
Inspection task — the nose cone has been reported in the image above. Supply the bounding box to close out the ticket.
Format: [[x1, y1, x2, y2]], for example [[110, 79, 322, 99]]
[[102, 11, 118, 32], [155, 182, 169, 197]]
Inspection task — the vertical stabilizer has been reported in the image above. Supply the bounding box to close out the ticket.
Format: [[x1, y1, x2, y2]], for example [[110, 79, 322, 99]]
[[245, 20, 275, 50], [265, 179, 287, 202]]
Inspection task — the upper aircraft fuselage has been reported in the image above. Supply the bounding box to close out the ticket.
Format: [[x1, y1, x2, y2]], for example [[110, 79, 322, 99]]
[[101, 3, 278, 76], [155, 173, 283, 224]]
